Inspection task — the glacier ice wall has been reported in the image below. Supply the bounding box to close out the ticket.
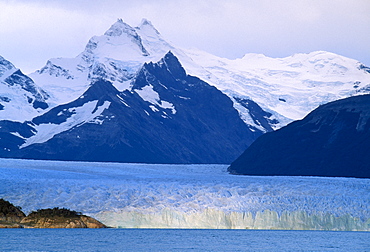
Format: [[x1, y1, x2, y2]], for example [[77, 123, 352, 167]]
[[96, 209, 370, 231], [0, 159, 369, 230]]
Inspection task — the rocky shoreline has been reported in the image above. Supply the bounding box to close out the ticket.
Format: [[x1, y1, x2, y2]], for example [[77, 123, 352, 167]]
[[0, 199, 106, 228]]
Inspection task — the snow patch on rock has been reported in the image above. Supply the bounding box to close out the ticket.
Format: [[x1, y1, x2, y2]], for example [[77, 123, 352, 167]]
[[20, 100, 111, 148]]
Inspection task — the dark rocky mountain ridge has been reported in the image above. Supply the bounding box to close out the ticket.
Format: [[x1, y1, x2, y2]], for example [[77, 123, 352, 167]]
[[1, 19, 369, 165], [2, 52, 262, 163], [0, 56, 49, 118], [228, 94, 370, 178]]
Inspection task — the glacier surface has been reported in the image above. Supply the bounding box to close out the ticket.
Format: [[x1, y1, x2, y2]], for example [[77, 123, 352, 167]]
[[0, 158, 369, 230]]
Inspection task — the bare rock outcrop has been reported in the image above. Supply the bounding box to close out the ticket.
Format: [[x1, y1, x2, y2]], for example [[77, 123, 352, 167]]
[[20, 215, 106, 228], [20, 207, 107, 228], [0, 199, 106, 228], [0, 199, 26, 227]]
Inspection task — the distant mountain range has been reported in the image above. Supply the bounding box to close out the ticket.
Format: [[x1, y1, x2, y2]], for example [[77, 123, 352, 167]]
[[228, 94, 370, 178], [1, 52, 256, 163], [0, 19, 369, 164]]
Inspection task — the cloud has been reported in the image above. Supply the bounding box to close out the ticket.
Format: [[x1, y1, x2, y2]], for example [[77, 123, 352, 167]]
[[0, 1, 110, 71], [0, 0, 369, 73]]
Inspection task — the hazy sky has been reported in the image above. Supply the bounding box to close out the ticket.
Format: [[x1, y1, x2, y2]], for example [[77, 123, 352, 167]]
[[1, 0, 369, 73]]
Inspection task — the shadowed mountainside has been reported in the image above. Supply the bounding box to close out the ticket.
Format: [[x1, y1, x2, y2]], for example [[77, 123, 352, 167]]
[[228, 94, 370, 178]]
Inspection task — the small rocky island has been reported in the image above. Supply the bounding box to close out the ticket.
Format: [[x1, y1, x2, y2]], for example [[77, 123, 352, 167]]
[[0, 199, 106, 228]]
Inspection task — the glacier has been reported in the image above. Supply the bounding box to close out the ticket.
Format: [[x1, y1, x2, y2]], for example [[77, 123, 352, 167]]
[[0, 158, 369, 231], [183, 49, 370, 129]]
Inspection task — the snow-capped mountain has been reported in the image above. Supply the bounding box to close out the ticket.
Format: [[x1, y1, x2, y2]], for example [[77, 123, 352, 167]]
[[0, 18, 369, 164], [1, 52, 260, 163], [0, 56, 49, 121], [228, 94, 370, 178], [185, 49, 370, 129], [29, 19, 370, 131], [27, 19, 282, 133], [29, 19, 174, 107]]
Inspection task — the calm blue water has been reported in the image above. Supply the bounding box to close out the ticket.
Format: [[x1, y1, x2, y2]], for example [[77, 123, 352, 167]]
[[1, 229, 369, 251]]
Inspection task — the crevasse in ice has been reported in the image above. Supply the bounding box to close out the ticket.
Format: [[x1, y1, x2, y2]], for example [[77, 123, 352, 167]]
[[0, 159, 369, 230]]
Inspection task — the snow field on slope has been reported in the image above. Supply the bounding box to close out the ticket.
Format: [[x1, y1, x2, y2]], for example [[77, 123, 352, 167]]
[[20, 100, 111, 148], [135, 84, 176, 114], [183, 49, 370, 126], [0, 83, 45, 122], [29, 19, 174, 107], [0, 158, 369, 230], [0, 58, 47, 122]]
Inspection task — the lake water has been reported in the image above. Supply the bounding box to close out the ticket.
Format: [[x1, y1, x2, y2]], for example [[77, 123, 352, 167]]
[[1, 229, 369, 251]]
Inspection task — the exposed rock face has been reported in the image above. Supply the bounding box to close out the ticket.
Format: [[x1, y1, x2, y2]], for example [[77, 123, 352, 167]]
[[5, 52, 260, 164], [1, 19, 370, 165], [80, 216, 107, 228], [228, 94, 370, 178], [20, 215, 106, 228], [0, 200, 106, 228], [0, 56, 49, 122]]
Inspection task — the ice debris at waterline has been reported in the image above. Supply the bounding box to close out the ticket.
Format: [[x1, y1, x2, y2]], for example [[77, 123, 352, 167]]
[[0, 159, 369, 231]]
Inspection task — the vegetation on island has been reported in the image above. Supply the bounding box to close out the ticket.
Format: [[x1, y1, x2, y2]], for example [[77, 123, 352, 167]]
[[0, 198, 106, 228], [0, 199, 26, 227], [0, 199, 24, 217], [28, 207, 82, 219]]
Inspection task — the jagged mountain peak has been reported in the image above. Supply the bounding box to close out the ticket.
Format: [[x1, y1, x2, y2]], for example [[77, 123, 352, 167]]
[[139, 18, 153, 26], [138, 18, 160, 35], [161, 51, 186, 74], [98, 19, 149, 56], [30, 19, 176, 106], [0, 55, 16, 79], [0, 55, 49, 121], [25, 18, 370, 137], [8, 53, 259, 163], [139, 18, 155, 28], [104, 18, 137, 37], [88, 18, 173, 60], [1, 18, 370, 164], [132, 51, 187, 93], [146, 51, 186, 79]]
